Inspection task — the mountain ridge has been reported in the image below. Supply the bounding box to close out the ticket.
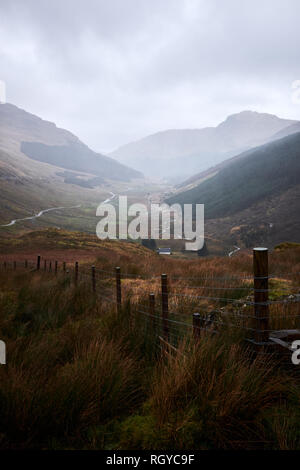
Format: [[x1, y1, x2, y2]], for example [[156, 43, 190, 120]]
[[0, 102, 142, 181], [166, 131, 300, 249], [110, 110, 297, 180], [0, 102, 142, 225]]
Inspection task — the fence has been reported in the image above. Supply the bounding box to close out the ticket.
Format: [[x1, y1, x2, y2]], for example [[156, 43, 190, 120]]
[[1, 248, 300, 362]]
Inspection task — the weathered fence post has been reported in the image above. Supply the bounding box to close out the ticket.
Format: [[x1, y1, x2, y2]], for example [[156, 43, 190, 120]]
[[63, 261, 66, 273], [75, 261, 78, 285], [127, 298, 132, 326], [55, 261, 58, 275], [253, 247, 269, 347], [149, 294, 155, 323], [115, 267, 121, 312], [193, 313, 201, 342], [161, 274, 169, 341], [4, 261, 6, 271], [13, 261, 16, 271], [25, 259, 28, 269], [91, 265, 96, 293], [44, 260, 47, 272], [49, 261, 52, 272], [37, 255, 41, 271], [149, 293, 155, 329]]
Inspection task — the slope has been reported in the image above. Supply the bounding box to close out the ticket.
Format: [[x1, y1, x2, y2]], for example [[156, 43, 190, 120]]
[[110, 111, 297, 179]]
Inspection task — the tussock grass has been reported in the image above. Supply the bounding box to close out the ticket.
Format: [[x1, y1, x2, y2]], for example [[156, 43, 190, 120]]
[[149, 337, 288, 449], [0, 245, 300, 449]]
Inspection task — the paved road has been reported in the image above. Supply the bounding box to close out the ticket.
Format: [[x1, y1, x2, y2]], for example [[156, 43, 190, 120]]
[[0, 204, 81, 228], [228, 245, 241, 257], [103, 192, 116, 204]]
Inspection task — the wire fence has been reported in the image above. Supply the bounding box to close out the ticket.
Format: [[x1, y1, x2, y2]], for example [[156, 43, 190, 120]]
[[1, 249, 300, 363]]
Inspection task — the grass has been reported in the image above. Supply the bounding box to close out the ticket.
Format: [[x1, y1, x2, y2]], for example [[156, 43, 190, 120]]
[[148, 340, 287, 449], [275, 242, 300, 251], [0, 239, 300, 449], [0, 272, 146, 448]]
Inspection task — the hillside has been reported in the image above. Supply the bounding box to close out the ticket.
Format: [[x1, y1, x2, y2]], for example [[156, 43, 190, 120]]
[[167, 132, 300, 249], [110, 111, 296, 180], [1, 232, 300, 450], [270, 121, 300, 140], [176, 121, 300, 193], [176, 121, 300, 191], [0, 103, 143, 225], [0, 103, 142, 181]]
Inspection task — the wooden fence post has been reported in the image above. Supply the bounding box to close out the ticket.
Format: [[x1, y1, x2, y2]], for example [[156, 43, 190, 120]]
[[75, 261, 78, 285], [91, 265, 96, 293], [63, 261, 66, 273], [37, 255, 41, 271], [25, 259, 28, 269], [193, 313, 201, 341], [149, 293, 155, 330], [13, 261, 16, 271], [161, 274, 169, 341], [253, 247, 269, 346], [115, 267, 121, 312], [44, 260, 47, 272], [4, 261, 6, 271], [55, 261, 58, 275], [49, 261, 52, 272]]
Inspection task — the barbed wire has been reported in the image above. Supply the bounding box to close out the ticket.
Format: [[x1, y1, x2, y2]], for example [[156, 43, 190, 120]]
[[1, 258, 300, 358]]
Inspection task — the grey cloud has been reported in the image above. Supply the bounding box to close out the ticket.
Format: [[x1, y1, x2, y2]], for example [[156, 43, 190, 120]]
[[0, 0, 300, 152]]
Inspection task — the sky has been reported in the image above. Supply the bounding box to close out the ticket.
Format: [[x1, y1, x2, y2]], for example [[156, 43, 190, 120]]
[[1, 0, 300, 153]]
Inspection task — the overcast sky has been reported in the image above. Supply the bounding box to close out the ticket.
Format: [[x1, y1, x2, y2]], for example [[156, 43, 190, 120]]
[[1, 0, 300, 152]]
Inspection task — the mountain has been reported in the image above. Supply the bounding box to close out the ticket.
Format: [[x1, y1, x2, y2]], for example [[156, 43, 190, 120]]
[[172, 118, 300, 192], [166, 132, 300, 250], [0, 103, 142, 225], [270, 121, 300, 141], [0, 103, 142, 181], [110, 111, 297, 180]]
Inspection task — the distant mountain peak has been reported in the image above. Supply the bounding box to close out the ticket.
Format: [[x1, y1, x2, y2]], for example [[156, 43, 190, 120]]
[[111, 110, 298, 180], [225, 110, 260, 118], [219, 110, 291, 125]]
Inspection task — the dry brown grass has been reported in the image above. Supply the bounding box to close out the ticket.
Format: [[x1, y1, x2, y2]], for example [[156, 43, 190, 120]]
[[149, 337, 288, 449], [0, 240, 300, 449]]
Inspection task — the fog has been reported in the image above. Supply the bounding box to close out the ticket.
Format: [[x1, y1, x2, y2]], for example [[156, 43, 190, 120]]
[[1, 0, 300, 152]]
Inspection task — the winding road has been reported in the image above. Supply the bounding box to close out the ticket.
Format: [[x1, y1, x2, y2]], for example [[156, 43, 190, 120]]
[[0, 205, 81, 228], [103, 192, 116, 204], [0, 191, 117, 228], [228, 245, 241, 257]]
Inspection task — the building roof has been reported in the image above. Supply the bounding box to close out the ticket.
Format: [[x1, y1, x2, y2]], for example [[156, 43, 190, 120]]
[[158, 247, 171, 254]]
